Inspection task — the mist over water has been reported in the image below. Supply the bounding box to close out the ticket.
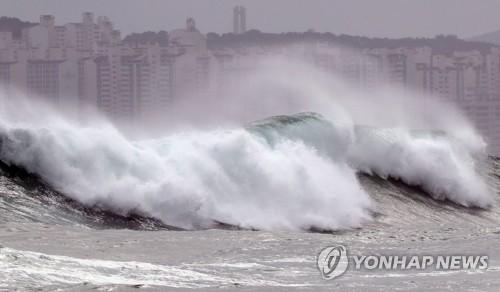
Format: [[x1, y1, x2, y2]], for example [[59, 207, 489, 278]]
[[0, 56, 494, 231]]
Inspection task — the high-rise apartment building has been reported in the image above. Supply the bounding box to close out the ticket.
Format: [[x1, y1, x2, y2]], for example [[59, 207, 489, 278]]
[[233, 6, 246, 34]]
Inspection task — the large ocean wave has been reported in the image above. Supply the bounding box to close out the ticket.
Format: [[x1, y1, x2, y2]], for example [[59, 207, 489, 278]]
[[0, 97, 494, 231]]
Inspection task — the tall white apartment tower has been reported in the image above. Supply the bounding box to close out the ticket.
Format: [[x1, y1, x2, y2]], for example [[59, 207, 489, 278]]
[[233, 6, 246, 34]]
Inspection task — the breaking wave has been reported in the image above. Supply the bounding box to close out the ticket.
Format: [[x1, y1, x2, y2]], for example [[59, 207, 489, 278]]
[[0, 97, 494, 231]]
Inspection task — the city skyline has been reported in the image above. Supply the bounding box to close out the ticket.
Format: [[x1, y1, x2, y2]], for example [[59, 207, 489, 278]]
[[2, 3, 500, 291], [2, 0, 500, 38], [0, 10, 499, 156]]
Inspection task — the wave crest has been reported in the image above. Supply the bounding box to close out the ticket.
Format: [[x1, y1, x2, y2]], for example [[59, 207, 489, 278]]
[[0, 110, 493, 231]]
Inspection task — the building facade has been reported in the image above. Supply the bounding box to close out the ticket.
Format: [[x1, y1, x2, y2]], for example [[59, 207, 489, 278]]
[[0, 12, 498, 155]]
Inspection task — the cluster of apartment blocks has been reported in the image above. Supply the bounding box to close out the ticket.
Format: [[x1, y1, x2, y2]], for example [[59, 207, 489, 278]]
[[0, 13, 214, 124], [0, 12, 498, 154]]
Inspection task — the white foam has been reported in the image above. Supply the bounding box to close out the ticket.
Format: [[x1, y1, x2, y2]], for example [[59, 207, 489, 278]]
[[0, 57, 493, 231], [0, 247, 301, 289], [350, 127, 493, 208], [0, 100, 373, 231]]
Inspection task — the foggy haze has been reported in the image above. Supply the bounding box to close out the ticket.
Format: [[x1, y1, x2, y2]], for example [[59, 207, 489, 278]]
[[2, 0, 500, 38], [1, 1, 500, 291]]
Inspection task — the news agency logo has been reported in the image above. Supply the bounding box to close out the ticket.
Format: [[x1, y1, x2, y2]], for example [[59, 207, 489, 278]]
[[316, 245, 349, 280], [317, 245, 489, 280]]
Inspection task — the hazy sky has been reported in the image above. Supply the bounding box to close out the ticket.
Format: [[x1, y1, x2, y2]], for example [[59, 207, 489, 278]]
[[2, 0, 500, 38]]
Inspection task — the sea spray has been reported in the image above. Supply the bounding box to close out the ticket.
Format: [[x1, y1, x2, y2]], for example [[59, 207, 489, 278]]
[[0, 57, 494, 231], [350, 126, 493, 208], [0, 110, 374, 230]]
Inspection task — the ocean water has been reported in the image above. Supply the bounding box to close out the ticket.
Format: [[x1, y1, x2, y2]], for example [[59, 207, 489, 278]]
[[0, 59, 498, 290], [0, 108, 499, 291]]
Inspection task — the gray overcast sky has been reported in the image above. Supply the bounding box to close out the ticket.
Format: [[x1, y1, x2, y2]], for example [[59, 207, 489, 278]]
[[1, 0, 500, 38]]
